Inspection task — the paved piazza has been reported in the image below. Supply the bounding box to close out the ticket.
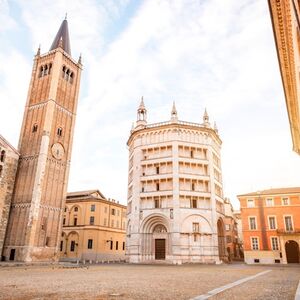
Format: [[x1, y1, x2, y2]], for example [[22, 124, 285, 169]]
[[0, 263, 299, 299]]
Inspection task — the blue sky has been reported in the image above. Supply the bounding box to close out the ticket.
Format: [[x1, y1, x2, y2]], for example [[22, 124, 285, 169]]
[[1, 0, 300, 208]]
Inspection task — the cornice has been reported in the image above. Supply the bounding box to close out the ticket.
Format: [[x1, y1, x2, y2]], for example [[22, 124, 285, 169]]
[[268, 0, 300, 154]]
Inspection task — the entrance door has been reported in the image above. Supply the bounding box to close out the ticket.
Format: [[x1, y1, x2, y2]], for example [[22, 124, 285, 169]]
[[155, 239, 166, 260], [9, 249, 15, 261], [285, 240, 299, 263]]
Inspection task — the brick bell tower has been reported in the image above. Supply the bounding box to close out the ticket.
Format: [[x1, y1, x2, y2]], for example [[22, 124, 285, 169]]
[[3, 17, 82, 262]]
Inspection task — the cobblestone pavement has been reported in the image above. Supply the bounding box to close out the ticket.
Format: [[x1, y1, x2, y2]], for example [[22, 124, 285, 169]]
[[0, 263, 299, 299]]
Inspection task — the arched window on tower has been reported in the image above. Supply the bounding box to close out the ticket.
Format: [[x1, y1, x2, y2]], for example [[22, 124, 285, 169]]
[[65, 69, 70, 81], [39, 66, 43, 78], [32, 124, 38, 133], [57, 127, 63, 137], [48, 63, 52, 75], [0, 165, 3, 177], [43, 65, 48, 76], [0, 150, 5, 162], [62, 66, 66, 78], [70, 72, 73, 84]]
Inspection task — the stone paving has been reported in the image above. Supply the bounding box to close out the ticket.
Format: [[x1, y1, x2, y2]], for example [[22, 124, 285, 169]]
[[0, 263, 299, 299]]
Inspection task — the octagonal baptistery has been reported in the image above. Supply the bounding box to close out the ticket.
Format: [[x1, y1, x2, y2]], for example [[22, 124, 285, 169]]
[[126, 99, 226, 264]]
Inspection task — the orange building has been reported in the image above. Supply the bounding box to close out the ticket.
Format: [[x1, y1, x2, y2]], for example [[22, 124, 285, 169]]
[[238, 187, 300, 264], [224, 199, 243, 261]]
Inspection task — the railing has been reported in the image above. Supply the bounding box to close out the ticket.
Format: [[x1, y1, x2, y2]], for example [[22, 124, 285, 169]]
[[144, 120, 209, 130], [277, 228, 300, 234]]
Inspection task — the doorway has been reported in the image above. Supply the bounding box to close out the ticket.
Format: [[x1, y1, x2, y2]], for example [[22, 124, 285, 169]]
[[9, 249, 15, 261], [285, 240, 299, 263], [155, 239, 166, 260]]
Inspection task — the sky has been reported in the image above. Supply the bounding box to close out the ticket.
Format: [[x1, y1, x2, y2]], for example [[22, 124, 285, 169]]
[[0, 0, 300, 209]]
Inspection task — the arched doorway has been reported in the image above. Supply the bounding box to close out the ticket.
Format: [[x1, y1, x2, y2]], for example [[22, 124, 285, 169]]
[[153, 224, 167, 260], [285, 240, 299, 263], [217, 219, 226, 260], [140, 214, 170, 262]]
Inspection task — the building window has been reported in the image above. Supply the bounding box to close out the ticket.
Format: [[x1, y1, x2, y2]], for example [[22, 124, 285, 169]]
[[90, 216, 94, 225], [156, 183, 160, 191], [32, 124, 38, 133], [70, 240, 75, 252], [116, 241, 119, 250], [156, 166, 159, 174], [41, 217, 47, 230], [154, 199, 160, 208], [57, 127, 63, 136], [0, 165, 3, 177], [123, 242, 125, 250], [247, 199, 254, 208], [110, 240, 113, 250], [191, 198, 197, 208], [0, 150, 5, 163], [192, 222, 199, 232], [282, 198, 289, 206], [91, 204, 95, 212], [251, 237, 259, 250], [74, 218, 77, 226], [64, 207, 67, 212], [191, 182, 195, 191], [271, 237, 279, 251], [63, 218, 66, 225], [111, 208, 115, 215], [62, 66, 74, 83], [249, 217, 257, 230], [268, 216, 276, 230], [225, 224, 231, 231], [266, 198, 274, 207], [74, 207, 78, 212], [285, 216, 293, 231], [60, 241, 63, 252], [88, 239, 93, 249], [191, 150, 194, 158]]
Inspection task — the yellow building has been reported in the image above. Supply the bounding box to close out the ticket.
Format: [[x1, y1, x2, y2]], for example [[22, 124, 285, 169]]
[[60, 190, 126, 262], [269, 0, 300, 154]]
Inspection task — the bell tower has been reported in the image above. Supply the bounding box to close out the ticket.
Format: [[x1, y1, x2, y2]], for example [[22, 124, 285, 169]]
[[3, 18, 82, 262]]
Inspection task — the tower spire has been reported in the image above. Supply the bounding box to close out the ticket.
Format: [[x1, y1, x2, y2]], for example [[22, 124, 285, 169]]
[[203, 108, 209, 123], [137, 96, 147, 127], [50, 18, 71, 55], [171, 101, 178, 122]]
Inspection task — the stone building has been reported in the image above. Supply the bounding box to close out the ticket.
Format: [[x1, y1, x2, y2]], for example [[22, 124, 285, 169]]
[[0, 135, 19, 258], [60, 190, 126, 262], [126, 100, 226, 264], [238, 187, 300, 264], [268, 0, 300, 154], [2, 18, 82, 262], [224, 198, 243, 261]]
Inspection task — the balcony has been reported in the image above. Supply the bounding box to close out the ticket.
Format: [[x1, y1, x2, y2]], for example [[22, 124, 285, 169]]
[[277, 229, 300, 235]]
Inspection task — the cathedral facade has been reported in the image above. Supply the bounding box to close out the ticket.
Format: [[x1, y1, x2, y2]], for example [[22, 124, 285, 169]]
[[126, 100, 226, 264], [2, 18, 82, 262]]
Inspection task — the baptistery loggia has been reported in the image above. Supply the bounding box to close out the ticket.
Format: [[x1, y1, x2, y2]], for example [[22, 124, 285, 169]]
[[126, 99, 226, 264]]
